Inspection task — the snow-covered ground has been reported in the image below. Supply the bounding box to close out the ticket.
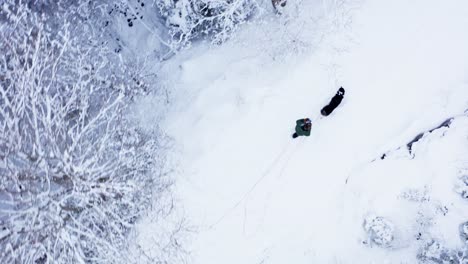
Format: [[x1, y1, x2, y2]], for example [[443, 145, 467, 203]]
[[133, 0, 468, 262]]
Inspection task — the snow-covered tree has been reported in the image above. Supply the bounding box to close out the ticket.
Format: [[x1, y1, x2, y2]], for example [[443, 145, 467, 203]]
[[154, 0, 259, 47], [0, 2, 179, 263]]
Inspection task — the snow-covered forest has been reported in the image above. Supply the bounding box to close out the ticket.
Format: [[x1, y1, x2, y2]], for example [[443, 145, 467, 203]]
[[1, 0, 467, 263]]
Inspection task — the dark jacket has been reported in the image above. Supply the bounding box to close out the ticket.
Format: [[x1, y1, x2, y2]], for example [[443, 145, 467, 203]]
[[295, 119, 311, 137], [321, 87, 345, 116]]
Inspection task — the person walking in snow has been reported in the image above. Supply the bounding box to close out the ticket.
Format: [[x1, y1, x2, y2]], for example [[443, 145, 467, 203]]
[[292, 118, 312, 138], [321, 87, 345, 116]]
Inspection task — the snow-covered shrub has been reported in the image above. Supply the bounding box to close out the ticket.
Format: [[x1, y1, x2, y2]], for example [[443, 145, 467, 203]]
[[363, 214, 395, 247], [455, 174, 468, 200], [155, 0, 258, 47], [0, 2, 178, 263], [400, 187, 431, 203], [417, 239, 468, 264], [463, 175, 468, 186], [460, 222, 468, 244], [417, 240, 457, 264], [454, 247, 468, 264]]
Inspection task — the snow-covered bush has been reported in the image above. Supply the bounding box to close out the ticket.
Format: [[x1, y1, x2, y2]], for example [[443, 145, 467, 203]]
[[460, 222, 468, 244], [417, 239, 468, 264], [155, 0, 258, 47], [363, 214, 395, 247], [454, 247, 468, 264], [0, 2, 177, 263], [400, 186, 431, 203], [455, 174, 468, 200], [417, 240, 457, 264]]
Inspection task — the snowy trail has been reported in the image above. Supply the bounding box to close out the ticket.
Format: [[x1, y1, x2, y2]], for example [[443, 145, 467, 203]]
[[208, 138, 301, 230], [134, 0, 468, 262]]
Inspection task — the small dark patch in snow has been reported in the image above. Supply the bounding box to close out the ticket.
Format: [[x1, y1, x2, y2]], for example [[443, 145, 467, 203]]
[[437, 206, 448, 216], [461, 190, 468, 200]]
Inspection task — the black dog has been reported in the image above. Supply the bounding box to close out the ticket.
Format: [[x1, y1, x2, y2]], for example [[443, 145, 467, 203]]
[[321, 87, 345, 116]]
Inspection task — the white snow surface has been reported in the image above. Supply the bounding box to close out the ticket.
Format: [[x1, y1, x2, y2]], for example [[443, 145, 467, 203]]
[[133, 0, 468, 262]]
